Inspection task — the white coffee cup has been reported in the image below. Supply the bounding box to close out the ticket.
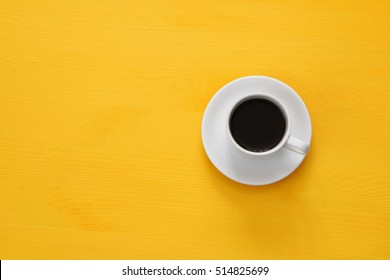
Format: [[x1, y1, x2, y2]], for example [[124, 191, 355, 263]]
[[226, 92, 309, 156]]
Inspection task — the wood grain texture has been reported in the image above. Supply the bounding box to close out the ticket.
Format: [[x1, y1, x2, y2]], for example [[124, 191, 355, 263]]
[[0, 0, 389, 259]]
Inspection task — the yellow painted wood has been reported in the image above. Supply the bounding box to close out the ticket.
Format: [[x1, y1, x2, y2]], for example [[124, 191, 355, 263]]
[[0, 0, 389, 259]]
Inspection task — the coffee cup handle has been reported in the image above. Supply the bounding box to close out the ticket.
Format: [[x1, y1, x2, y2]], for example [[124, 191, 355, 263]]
[[284, 136, 310, 155]]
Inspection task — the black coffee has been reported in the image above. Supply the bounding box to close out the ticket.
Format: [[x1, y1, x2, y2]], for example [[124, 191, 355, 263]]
[[229, 98, 286, 152]]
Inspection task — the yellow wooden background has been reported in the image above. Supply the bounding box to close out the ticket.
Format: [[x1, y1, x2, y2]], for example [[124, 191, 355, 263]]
[[1, 0, 389, 259]]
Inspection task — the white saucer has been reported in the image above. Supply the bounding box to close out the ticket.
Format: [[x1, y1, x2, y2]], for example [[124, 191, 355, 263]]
[[201, 76, 312, 185]]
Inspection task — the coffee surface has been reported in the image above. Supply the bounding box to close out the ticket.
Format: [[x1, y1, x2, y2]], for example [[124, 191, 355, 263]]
[[229, 98, 286, 152]]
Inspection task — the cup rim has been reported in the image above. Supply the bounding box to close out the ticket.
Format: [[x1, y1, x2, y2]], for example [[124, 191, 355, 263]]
[[226, 92, 291, 156]]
